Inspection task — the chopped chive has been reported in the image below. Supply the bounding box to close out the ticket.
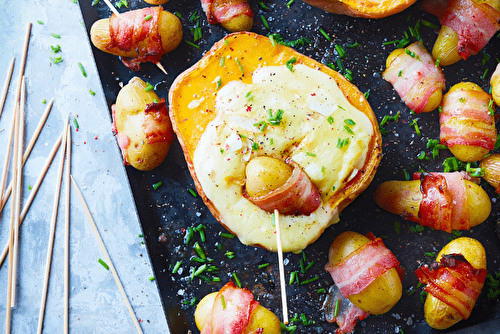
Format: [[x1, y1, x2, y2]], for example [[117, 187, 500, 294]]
[[190, 256, 205, 263], [344, 119, 355, 125], [300, 259, 305, 274], [286, 57, 297, 72], [98, 258, 109, 270], [421, 19, 439, 30], [144, 82, 154, 92], [144, 14, 153, 21], [194, 241, 206, 260], [220, 56, 225, 67], [318, 28, 331, 41], [334, 299, 340, 317], [425, 252, 435, 257], [305, 260, 315, 272], [286, 0, 295, 8], [258, 263, 270, 269], [172, 261, 182, 274], [152, 181, 163, 190], [73, 118, 79, 130], [327, 116, 334, 124], [394, 220, 401, 234], [89, 89, 95, 96], [260, 15, 270, 30], [335, 44, 346, 58], [49, 56, 63, 64], [220, 232, 234, 239], [258, 1, 269, 10], [37, 20, 44, 24], [233, 272, 241, 288], [343, 125, 354, 135], [148, 276, 155, 281], [51, 33, 61, 39], [306, 152, 316, 157], [236, 58, 244, 74], [188, 188, 198, 197], [185, 40, 200, 49], [300, 276, 319, 285], [221, 295, 226, 309], [184, 226, 194, 245], [51, 45, 61, 53], [317, 288, 326, 293], [289, 271, 297, 285], [193, 264, 207, 278], [42, 99, 47, 104]]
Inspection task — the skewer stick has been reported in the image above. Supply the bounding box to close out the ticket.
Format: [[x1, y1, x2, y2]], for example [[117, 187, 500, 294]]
[[103, 0, 120, 16], [37, 118, 68, 334], [0, 133, 63, 268], [11, 23, 31, 120], [0, 104, 17, 208], [0, 98, 53, 215], [11, 77, 26, 306], [0, 57, 15, 119], [71, 175, 144, 334], [274, 209, 288, 324], [63, 124, 71, 334], [5, 102, 19, 334], [100, 1, 167, 76]]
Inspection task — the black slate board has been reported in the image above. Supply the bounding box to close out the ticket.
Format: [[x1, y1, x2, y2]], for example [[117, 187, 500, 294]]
[[78, 0, 500, 333]]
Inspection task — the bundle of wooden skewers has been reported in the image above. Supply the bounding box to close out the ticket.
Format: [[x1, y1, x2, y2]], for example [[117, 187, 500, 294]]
[[0, 22, 147, 334]]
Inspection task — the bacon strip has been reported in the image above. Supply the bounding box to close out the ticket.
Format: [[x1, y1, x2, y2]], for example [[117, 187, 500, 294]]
[[201, 282, 259, 334], [440, 87, 496, 151], [201, 0, 253, 25], [109, 7, 164, 70], [383, 42, 445, 113], [322, 284, 370, 334], [418, 172, 470, 232], [415, 254, 487, 320], [441, 0, 500, 60], [246, 160, 321, 215], [325, 236, 401, 297]]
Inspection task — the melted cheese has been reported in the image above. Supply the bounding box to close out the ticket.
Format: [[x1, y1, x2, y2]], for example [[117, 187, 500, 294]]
[[193, 64, 373, 252]]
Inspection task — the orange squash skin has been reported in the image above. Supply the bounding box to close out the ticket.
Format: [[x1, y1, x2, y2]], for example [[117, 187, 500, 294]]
[[302, 0, 418, 18], [168, 32, 382, 249]]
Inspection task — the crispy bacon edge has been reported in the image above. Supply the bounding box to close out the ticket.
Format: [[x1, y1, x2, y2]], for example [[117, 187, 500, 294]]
[[415, 253, 487, 320]]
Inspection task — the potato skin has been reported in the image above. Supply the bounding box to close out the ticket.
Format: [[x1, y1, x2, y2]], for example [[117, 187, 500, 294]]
[[374, 179, 491, 228], [480, 153, 500, 191], [144, 0, 169, 4], [194, 291, 281, 333], [90, 9, 182, 58], [113, 77, 174, 171], [423, 237, 486, 329], [328, 231, 402, 314]]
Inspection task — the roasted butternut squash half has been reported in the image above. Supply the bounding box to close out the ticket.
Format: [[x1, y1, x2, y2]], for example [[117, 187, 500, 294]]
[[168, 32, 382, 253], [302, 0, 418, 18]]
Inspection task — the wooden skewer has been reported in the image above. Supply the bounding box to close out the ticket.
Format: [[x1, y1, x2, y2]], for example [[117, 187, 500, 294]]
[[11, 77, 26, 306], [0, 133, 63, 268], [0, 104, 17, 208], [0, 56, 15, 120], [71, 175, 144, 334], [0, 98, 53, 215], [63, 124, 71, 334], [37, 118, 68, 334], [274, 209, 288, 325], [5, 102, 19, 334], [101, 0, 167, 75]]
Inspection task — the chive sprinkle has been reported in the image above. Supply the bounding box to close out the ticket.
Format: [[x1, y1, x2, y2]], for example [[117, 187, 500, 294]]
[[172, 261, 182, 274], [260, 15, 270, 30], [334, 299, 340, 317], [144, 14, 152, 21], [286, 57, 297, 72], [221, 295, 226, 309], [188, 188, 198, 197], [37, 20, 44, 24], [144, 82, 154, 92], [220, 232, 234, 239], [300, 276, 319, 285], [236, 58, 244, 74], [318, 28, 331, 41], [73, 118, 79, 130], [51, 33, 61, 39], [78, 63, 87, 78], [233, 272, 241, 288], [153, 181, 163, 190], [149, 276, 155, 281], [286, 0, 295, 8], [258, 263, 270, 269], [98, 258, 109, 270]]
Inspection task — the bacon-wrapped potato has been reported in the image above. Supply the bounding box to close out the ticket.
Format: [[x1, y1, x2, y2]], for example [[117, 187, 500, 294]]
[[383, 41, 445, 113], [480, 153, 500, 192], [440, 82, 496, 162], [415, 237, 487, 329], [90, 7, 182, 71], [112, 77, 175, 171], [432, 0, 500, 66], [374, 172, 491, 232], [323, 231, 403, 333], [201, 0, 253, 32], [194, 282, 281, 333]]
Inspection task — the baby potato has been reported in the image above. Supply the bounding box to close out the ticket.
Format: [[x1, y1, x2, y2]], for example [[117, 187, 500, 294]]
[[328, 231, 402, 315], [113, 77, 174, 171], [221, 13, 253, 32], [385, 47, 443, 113], [423, 237, 486, 330], [195, 289, 281, 333], [480, 153, 500, 190], [432, 25, 462, 67], [491, 63, 500, 106], [441, 82, 496, 162], [245, 156, 293, 197], [90, 8, 182, 59], [374, 179, 491, 228]]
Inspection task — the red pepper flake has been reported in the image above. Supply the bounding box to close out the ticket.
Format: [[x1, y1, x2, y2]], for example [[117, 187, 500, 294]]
[[310, 93, 316, 96], [95, 136, 98, 140], [246, 106, 252, 112], [83, 142, 87, 144]]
